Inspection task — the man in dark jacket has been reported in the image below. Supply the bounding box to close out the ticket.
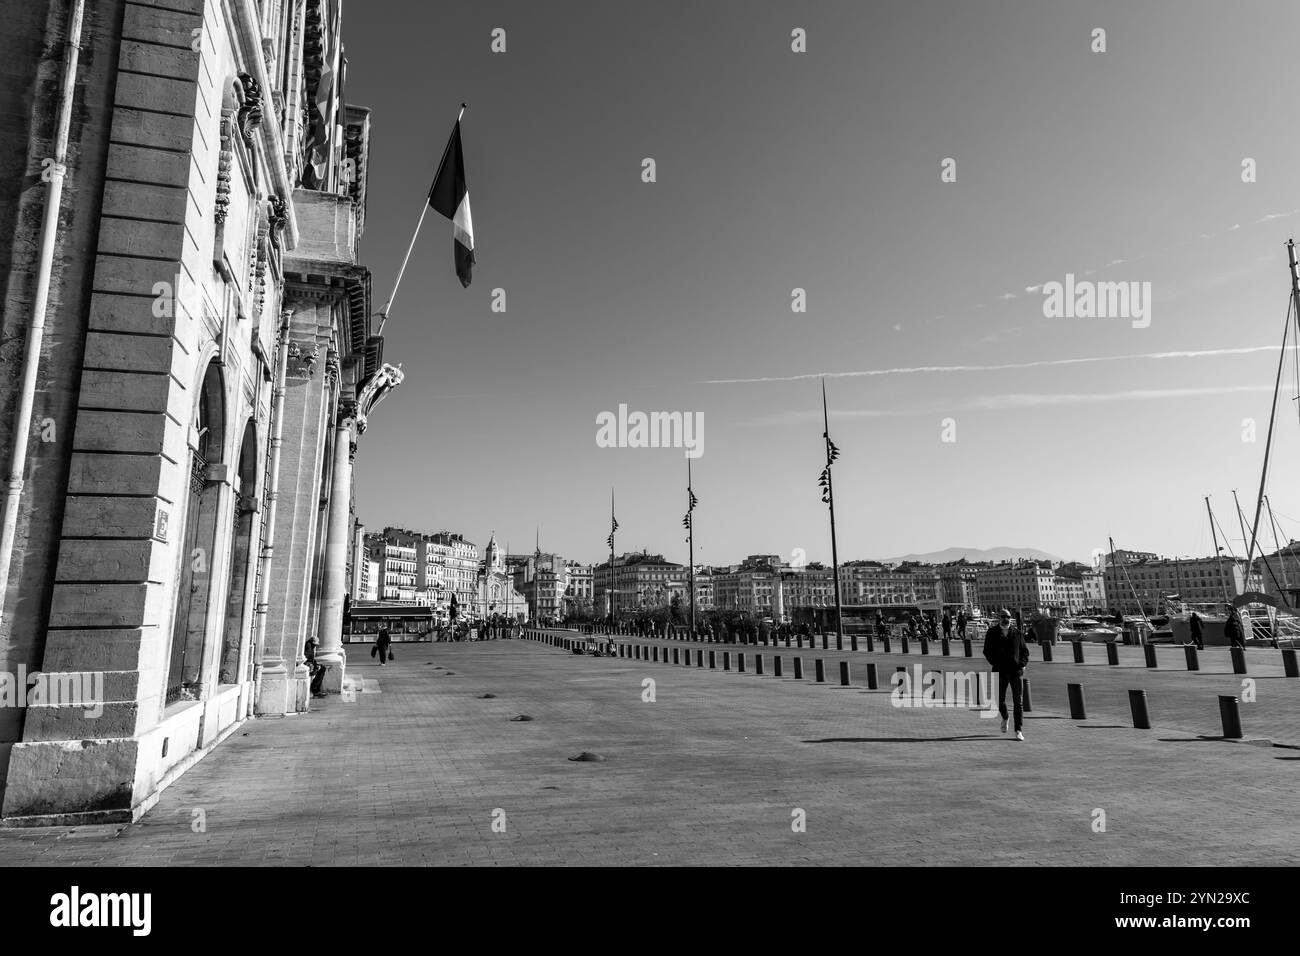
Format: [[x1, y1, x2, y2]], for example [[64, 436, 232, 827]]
[[1225, 607, 1246, 649], [984, 609, 1030, 740], [374, 626, 392, 665], [1189, 611, 1204, 651]]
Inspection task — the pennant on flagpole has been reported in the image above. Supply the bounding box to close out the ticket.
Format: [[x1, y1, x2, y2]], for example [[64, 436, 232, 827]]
[[429, 113, 475, 287]]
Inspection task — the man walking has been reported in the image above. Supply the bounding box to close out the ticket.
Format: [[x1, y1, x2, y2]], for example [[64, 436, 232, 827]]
[[1189, 610, 1204, 651], [956, 609, 967, 641], [374, 625, 392, 665], [1225, 606, 1246, 650], [984, 609, 1030, 740], [941, 610, 952, 641]]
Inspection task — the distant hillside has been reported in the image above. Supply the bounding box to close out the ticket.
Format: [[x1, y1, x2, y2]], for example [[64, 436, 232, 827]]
[[882, 546, 1066, 564]]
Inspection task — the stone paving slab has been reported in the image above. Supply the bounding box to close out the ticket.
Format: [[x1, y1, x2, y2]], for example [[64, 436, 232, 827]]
[[605, 632, 1300, 746], [0, 637, 1296, 866]]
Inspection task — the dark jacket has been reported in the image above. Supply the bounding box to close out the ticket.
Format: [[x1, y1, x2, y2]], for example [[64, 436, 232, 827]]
[[983, 624, 1029, 674], [1189, 614, 1203, 639], [376, 628, 392, 651]]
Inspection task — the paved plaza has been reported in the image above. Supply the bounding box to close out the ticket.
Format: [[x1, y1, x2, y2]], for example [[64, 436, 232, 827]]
[[1, 633, 1297, 866]]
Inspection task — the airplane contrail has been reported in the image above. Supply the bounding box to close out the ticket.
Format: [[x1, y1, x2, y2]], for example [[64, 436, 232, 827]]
[[702, 345, 1295, 385]]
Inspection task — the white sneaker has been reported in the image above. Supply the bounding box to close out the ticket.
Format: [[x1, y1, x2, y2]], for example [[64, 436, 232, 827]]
[[1000, 717, 1009, 734], [1015, 731, 1025, 741]]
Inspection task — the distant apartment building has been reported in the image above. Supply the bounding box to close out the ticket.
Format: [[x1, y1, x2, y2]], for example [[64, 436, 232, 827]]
[[778, 565, 835, 622], [693, 567, 715, 610], [429, 531, 480, 611], [936, 561, 981, 609], [1104, 555, 1261, 615], [363, 532, 417, 603], [840, 562, 941, 608], [713, 557, 780, 617], [513, 552, 570, 622], [1056, 561, 1107, 613], [1256, 541, 1300, 608], [594, 552, 686, 616], [975, 561, 1059, 615], [564, 563, 595, 616]]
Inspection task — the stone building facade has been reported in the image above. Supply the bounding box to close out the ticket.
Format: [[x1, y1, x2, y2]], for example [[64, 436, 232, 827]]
[[0, 0, 397, 824]]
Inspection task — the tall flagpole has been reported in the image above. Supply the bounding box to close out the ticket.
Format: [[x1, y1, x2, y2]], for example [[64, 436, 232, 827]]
[[609, 488, 616, 623], [378, 103, 466, 336], [688, 458, 696, 639], [823, 379, 844, 650]]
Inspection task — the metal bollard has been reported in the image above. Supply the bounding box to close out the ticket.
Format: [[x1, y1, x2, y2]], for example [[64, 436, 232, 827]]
[[963, 639, 973, 658], [815, 659, 826, 683], [1072, 640, 1084, 664], [866, 662, 879, 689], [1218, 695, 1243, 739], [1106, 643, 1119, 666], [941, 638, 950, 656], [1042, 642, 1053, 663], [785, 635, 792, 648], [840, 661, 851, 686], [756, 654, 765, 675], [653, 646, 659, 662], [738, 652, 746, 673], [793, 657, 804, 679], [1067, 683, 1087, 719], [774, 655, 783, 677], [723, 652, 731, 671], [1143, 644, 1157, 669], [672, 647, 679, 664], [796, 635, 804, 649], [696, 649, 704, 667], [920, 638, 929, 655], [1128, 689, 1151, 729], [883, 637, 892, 654], [836, 633, 843, 651], [1283, 648, 1299, 678], [867, 634, 875, 653], [1022, 678, 1032, 712], [1231, 646, 1248, 675], [901, 637, 910, 654], [851, 634, 858, 652], [822, 633, 829, 651], [1184, 645, 1200, 671], [709, 650, 716, 669]]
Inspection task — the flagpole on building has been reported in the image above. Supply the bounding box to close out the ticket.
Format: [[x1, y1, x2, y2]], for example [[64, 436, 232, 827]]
[[377, 103, 466, 336], [823, 379, 845, 650]]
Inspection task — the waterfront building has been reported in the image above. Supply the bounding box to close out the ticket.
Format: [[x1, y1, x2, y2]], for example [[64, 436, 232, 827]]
[[0, 0, 396, 822], [1103, 554, 1261, 615], [974, 561, 1059, 615], [593, 552, 684, 617]]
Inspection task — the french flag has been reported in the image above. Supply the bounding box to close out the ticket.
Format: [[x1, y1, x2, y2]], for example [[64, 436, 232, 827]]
[[428, 110, 475, 288]]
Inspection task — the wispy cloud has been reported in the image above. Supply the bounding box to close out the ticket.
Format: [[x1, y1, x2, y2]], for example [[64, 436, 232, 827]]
[[742, 384, 1274, 427], [703, 345, 1294, 385], [967, 385, 1273, 410]]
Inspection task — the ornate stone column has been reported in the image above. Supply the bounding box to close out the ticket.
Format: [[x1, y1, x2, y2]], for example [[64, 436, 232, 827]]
[[314, 409, 355, 692]]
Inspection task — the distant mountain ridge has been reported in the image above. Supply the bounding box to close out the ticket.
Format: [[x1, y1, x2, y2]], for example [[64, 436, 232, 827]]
[[882, 546, 1067, 564]]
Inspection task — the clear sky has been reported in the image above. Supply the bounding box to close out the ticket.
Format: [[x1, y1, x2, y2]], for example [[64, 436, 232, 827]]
[[341, 0, 1300, 567]]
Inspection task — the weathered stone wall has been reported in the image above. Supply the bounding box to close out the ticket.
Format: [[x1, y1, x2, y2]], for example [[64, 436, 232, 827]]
[[0, 0, 125, 801]]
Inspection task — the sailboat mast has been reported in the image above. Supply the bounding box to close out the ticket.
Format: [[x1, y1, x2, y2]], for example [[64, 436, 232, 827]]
[[1207, 496, 1230, 603]]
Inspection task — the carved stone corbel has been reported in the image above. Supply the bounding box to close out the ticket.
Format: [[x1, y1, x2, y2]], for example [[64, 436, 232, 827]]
[[237, 71, 264, 145], [286, 340, 319, 378]]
